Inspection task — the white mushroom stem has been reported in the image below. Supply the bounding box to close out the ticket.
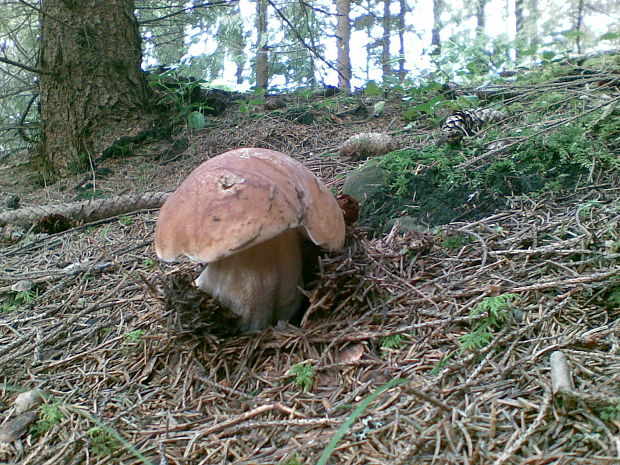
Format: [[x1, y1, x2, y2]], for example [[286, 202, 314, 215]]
[[194, 228, 304, 331]]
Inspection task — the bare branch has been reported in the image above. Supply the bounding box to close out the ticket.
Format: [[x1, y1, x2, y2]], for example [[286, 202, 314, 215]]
[[267, 0, 345, 82], [0, 56, 55, 76], [139, 0, 237, 25]]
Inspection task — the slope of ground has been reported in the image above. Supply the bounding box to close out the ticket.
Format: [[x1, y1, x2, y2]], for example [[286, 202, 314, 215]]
[[0, 57, 619, 464]]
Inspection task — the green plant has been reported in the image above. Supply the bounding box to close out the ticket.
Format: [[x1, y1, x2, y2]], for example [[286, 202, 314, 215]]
[[31, 403, 64, 435], [577, 200, 604, 218], [381, 334, 405, 350], [280, 455, 303, 465], [75, 190, 106, 201], [605, 286, 620, 308], [403, 94, 446, 121], [14, 290, 36, 304], [1, 301, 18, 313], [427, 33, 514, 83], [147, 69, 210, 128], [100, 327, 114, 336], [1, 383, 154, 464], [88, 426, 120, 457], [234, 87, 266, 114], [430, 352, 454, 375], [317, 378, 408, 465], [1, 289, 36, 313], [357, 109, 620, 234], [598, 399, 620, 423], [289, 362, 314, 392], [124, 330, 144, 344], [441, 234, 473, 249], [142, 257, 156, 269], [458, 294, 519, 353], [119, 216, 133, 226]]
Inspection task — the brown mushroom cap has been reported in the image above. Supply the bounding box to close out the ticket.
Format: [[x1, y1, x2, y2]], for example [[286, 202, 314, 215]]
[[154, 148, 345, 263]]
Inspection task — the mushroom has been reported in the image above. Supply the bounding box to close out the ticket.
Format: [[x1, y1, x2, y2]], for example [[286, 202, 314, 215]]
[[154, 148, 346, 331]]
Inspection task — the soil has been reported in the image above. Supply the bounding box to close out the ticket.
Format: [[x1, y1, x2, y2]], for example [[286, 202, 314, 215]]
[[1, 66, 619, 464]]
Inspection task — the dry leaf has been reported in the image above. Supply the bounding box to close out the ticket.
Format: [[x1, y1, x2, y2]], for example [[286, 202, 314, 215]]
[[336, 343, 365, 364]]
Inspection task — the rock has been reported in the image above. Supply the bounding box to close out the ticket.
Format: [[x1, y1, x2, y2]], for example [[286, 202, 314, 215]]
[[0, 412, 37, 443], [11, 280, 33, 292], [14, 390, 45, 415], [342, 158, 388, 202]]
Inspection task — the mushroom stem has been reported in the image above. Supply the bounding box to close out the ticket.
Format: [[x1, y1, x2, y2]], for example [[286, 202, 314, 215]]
[[195, 228, 304, 331]]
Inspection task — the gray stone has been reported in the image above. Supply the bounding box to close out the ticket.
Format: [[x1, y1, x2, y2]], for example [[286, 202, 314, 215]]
[[342, 159, 389, 202]]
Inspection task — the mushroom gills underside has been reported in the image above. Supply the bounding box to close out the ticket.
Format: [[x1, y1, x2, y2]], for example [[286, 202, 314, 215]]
[[194, 228, 304, 331]]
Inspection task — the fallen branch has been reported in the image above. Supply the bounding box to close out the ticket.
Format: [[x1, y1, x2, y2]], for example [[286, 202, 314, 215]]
[[0, 191, 170, 228]]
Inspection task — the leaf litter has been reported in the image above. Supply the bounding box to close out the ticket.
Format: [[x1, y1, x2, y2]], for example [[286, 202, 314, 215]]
[[0, 69, 619, 464]]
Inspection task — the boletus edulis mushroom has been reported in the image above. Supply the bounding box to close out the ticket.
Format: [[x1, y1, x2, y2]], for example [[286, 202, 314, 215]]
[[154, 148, 345, 331]]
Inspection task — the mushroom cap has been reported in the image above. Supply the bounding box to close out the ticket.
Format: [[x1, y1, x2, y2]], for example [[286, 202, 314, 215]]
[[154, 148, 345, 263]]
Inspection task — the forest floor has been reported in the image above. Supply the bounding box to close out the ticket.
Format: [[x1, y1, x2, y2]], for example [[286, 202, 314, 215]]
[[0, 57, 619, 465]]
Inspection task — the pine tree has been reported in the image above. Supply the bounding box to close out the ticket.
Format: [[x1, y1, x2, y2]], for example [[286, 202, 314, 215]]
[[38, 0, 153, 174], [336, 0, 352, 92], [255, 0, 269, 89]]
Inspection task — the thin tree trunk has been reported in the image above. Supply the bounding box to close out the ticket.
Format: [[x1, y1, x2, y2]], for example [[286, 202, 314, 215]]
[[527, 0, 539, 52], [431, 0, 442, 55], [381, 0, 392, 79], [397, 0, 407, 80], [38, 0, 152, 176], [231, 2, 246, 86], [574, 0, 585, 54], [255, 0, 269, 89], [476, 0, 487, 38], [336, 0, 351, 92], [515, 0, 525, 59]]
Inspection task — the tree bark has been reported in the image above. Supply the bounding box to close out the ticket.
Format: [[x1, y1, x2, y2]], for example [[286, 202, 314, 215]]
[[0, 192, 170, 228], [574, 0, 585, 54], [476, 0, 487, 38], [397, 0, 407, 80], [335, 0, 352, 93], [381, 0, 392, 79], [38, 0, 153, 176], [431, 0, 442, 55], [515, 0, 525, 59], [527, 0, 540, 52], [255, 0, 269, 89]]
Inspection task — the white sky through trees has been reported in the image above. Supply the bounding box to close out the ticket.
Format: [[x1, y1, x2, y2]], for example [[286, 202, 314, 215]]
[[147, 0, 618, 89]]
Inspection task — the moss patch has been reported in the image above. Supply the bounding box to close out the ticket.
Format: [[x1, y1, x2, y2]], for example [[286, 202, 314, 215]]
[[344, 121, 619, 232]]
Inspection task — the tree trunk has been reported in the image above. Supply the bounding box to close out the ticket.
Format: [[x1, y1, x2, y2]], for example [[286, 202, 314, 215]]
[[515, 0, 525, 59], [38, 0, 152, 176], [431, 0, 442, 55], [397, 0, 407, 80], [336, 0, 352, 92], [231, 2, 246, 86], [527, 0, 540, 52], [381, 0, 392, 79], [476, 0, 487, 38], [574, 0, 585, 54], [255, 0, 269, 89]]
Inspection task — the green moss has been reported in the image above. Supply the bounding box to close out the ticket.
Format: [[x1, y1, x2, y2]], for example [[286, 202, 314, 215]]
[[381, 334, 405, 350], [88, 427, 120, 457], [343, 119, 618, 233], [31, 403, 64, 435]]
